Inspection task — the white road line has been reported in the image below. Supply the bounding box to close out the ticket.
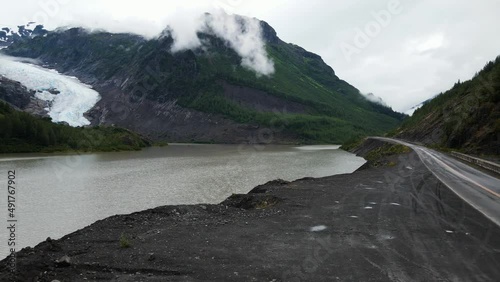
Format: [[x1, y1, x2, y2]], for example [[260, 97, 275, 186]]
[[420, 150, 500, 198]]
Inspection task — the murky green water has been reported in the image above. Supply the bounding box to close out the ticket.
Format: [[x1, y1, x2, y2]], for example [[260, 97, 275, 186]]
[[0, 144, 365, 257]]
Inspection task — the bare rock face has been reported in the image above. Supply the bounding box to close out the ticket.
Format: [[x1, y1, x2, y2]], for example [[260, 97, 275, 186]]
[[0, 23, 48, 47], [0, 75, 32, 108], [0, 75, 50, 117], [24, 97, 50, 118], [85, 85, 301, 144]]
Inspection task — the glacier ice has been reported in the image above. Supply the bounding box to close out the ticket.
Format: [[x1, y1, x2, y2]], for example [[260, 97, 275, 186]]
[[0, 55, 100, 126]]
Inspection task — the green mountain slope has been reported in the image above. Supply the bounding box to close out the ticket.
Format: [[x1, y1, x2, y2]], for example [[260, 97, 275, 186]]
[[3, 19, 405, 144], [392, 56, 500, 155], [0, 101, 150, 153]]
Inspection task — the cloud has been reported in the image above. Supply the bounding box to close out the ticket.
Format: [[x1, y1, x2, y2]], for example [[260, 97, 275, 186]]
[[411, 33, 447, 54], [168, 11, 275, 76], [168, 13, 203, 52], [202, 12, 275, 76], [0, 1, 275, 76], [362, 92, 388, 106]]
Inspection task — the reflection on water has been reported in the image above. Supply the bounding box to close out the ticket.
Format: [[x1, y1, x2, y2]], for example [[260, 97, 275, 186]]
[[0, 144, 365, 257]]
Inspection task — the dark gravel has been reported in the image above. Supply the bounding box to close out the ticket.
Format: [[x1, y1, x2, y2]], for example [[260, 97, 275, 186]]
[[1, 141, 499, 281]]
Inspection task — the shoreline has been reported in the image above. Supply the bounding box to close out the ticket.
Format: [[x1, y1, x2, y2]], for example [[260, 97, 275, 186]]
[[1, 139, 500, 281], [0, 143, 338, 157]]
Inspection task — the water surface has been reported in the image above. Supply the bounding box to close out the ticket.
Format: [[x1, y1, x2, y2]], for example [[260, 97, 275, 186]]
[[0, 144, 365, 258]]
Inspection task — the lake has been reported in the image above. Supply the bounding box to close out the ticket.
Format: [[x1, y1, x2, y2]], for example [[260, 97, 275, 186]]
[[0, 144, 365, 258]]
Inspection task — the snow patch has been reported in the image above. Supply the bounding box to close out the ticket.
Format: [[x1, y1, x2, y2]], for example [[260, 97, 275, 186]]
[[378, 234, 395, 240], [310, 225, 327, 232], [0, 55, 100, 126]]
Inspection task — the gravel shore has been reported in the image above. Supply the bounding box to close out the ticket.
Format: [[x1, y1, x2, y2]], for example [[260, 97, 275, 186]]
[[2, 139, 499, 281]]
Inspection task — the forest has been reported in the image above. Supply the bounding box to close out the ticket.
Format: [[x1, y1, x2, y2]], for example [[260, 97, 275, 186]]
[[0, 101, 150, 153]]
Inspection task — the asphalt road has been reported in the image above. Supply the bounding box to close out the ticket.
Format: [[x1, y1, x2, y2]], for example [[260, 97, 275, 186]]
[[373, 137, 500, 226]]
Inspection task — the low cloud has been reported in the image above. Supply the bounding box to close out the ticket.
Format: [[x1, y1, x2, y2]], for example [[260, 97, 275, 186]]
[[167, 11, 203, 52], [362, 92, 388, 106], [203, 12, 275, 76], [32, 9, 276, 76], [1, 1, 275, 76], [169, 11, 275, 76]]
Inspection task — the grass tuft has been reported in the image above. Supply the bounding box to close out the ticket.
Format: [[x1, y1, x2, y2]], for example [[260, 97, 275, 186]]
[[119, 233, 131, 249]]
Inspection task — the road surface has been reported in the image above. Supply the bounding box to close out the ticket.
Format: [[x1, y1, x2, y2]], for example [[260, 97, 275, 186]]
[[372, 137, 500, 226]]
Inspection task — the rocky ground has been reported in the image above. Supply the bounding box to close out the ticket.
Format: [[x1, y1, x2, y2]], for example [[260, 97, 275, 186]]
[[1, 139, 499, 281], [85, 83, 301, 144], [0, 75, 33, 109], [0, 75, 49, 117]]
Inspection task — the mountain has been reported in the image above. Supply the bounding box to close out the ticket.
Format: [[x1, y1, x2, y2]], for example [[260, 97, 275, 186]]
[[0, 75, 52, 117], [392, 56, 500, 155], [0, 77, 150, 152], [0, 23, 48, 47], [404, 98, 433, 116], [1, 15, 405, 144]]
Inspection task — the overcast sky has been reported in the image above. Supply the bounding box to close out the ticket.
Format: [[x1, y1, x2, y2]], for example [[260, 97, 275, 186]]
[[2, 0, 500, 112]]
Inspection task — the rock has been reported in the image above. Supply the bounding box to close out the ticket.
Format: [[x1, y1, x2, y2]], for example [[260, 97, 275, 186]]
[[298, 177, 315, 181], [0, 76, 32, 109], [47, 88, 61, 95], [249, 179, 290, 194], [221, 194, 281, 210], [148, 253, 155, 261], [56, 255, 71, 267], [24, 97, 50, 118], [269, 179, 290, 185]]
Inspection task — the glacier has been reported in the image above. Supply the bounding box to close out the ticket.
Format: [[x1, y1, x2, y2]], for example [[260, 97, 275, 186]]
[[0, 55, 100, 126]]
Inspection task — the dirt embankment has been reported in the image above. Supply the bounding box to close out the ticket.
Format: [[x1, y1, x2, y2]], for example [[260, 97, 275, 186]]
[[1, 139, 499, 281]]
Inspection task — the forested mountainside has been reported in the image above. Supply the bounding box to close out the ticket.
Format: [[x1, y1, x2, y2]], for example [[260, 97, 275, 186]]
[[393, 56, 500, 155], [2, 16, 405, 144]]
